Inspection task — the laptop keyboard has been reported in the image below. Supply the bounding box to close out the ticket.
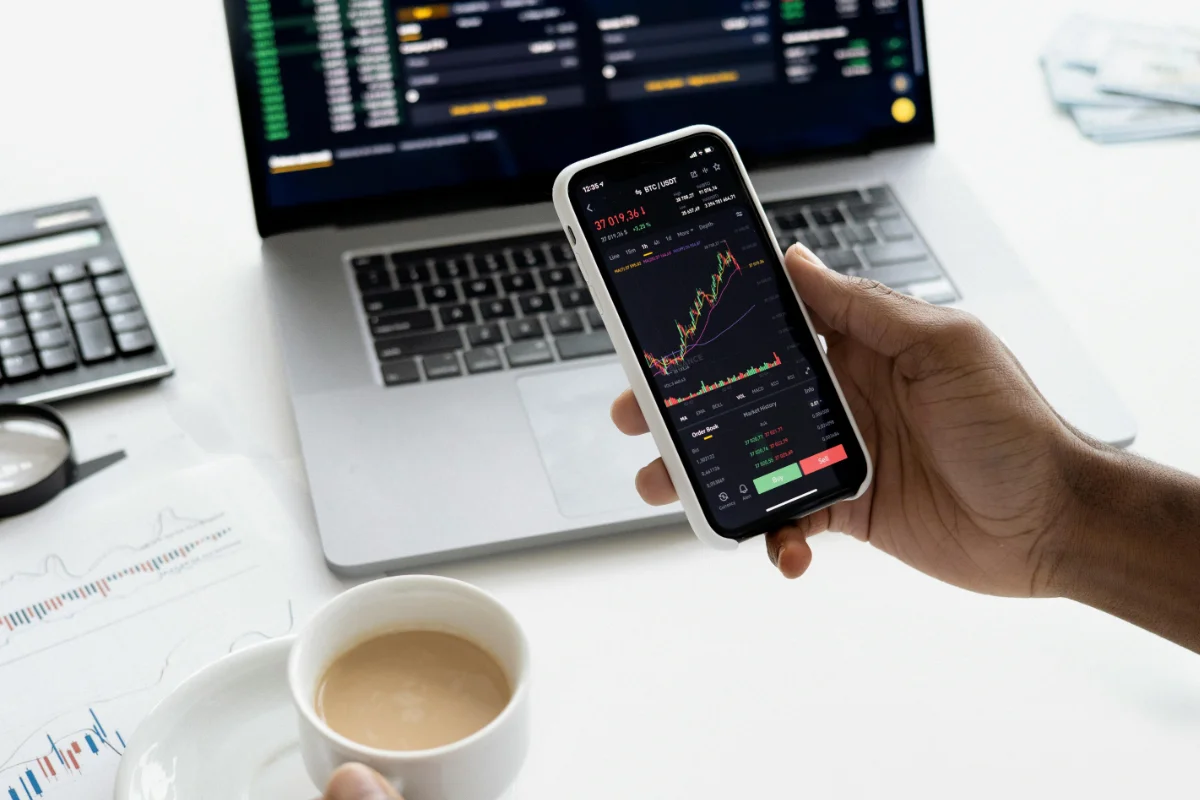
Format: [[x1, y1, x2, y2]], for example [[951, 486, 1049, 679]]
[[350, 184, 957, 387]]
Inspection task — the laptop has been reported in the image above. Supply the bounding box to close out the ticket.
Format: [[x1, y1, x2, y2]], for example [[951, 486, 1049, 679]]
[[222, 0, 1135, 574]]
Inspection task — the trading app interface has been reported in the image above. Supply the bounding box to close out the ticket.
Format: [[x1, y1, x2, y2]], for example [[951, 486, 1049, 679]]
[[571, 136, 865, 535], [232, 0, 927, 208]]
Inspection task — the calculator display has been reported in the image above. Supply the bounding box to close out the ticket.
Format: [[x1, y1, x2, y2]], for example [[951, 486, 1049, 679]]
[[0, 229, 102, 267]]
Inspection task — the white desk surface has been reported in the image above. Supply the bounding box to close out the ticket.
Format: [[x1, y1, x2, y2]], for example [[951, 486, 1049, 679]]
[[3, 0, 1200, 796]]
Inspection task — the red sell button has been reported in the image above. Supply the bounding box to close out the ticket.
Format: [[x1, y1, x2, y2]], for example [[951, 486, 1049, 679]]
[[799, 445, 848, 476]]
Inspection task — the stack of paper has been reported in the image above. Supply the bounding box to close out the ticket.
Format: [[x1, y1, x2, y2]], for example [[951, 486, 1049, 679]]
[[1042, 15, 1200, 143]]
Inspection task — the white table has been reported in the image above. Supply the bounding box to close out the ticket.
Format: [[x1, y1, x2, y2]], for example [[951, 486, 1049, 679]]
[[2, 1, 1200, 796]]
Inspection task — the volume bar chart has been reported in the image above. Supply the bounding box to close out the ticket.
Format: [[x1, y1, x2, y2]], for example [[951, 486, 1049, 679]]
[[2, 709, 123, 799], [664, 353, 782, 407]]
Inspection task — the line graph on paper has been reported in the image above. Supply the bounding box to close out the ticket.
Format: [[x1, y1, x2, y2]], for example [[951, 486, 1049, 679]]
[[0, 507, 253, 666]]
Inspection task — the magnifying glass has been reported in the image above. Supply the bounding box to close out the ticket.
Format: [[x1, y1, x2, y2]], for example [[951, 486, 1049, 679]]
[[0, 404, 125, 519]]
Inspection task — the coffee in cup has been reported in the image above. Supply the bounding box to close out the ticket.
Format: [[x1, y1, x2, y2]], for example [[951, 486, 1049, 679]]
[[315, 630, 511, 751]]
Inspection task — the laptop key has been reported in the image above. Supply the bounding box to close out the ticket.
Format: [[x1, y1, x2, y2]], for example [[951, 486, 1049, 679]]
[[505, 339, 554, 367], [556, 331, 615, 361], [463, 278, 498, 299], [480, 298, 516, 320], [512, 247, 547, 269], [370, 309, 436, 338], [552, 242, 574, 263], [774, 212, 808, 230], [381, 359, 421, 386], [467, 323, 503, 346], [519, 293, 553, 315], [539, 267, 575, 288], [436, 258, 469, 281], [422, 284, 460, 304], [2, 353, 39, 380], [501, 273, 536, 294], [585, 307, 604, 329], [847, 201, 900, 222], [811, 207, 846, 227], [507, 318, 544, 341], [423, 353, 462, 380], [815, 248, 862, 273], [375, 329, 462, 361], [863, 240, 928, 267], [439, 304, 476, 326], [76, 319, 116, 363], [355, 266, 392, 295], [859, 260, 942, 288], [547, 311, 583, 335], [474, 252, 508, 274], [465, 347, 504, 374], [40, 346, 77, 372], [394, 261, 431, 285], [812, 228, 839, 249], [363, 289, 418, 314], [558, 287, 593, 308], [351, 254, 386, 271]]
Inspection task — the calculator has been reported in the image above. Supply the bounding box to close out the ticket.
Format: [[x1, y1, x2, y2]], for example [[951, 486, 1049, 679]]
[[0, 198, 171, 403]]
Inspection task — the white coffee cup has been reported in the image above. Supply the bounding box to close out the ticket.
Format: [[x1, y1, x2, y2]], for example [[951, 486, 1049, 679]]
[[288, 576, 531, 800]]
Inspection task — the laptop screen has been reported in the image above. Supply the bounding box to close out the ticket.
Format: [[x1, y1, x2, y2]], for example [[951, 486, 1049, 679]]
[[226, 0, 933, 234]]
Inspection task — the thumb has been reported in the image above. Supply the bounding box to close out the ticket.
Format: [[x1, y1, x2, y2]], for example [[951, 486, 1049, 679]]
[[785, 243, 934, 358], [324, 764, 402, 800]]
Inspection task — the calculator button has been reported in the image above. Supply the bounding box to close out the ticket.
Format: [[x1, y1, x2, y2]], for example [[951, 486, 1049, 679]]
[[0, 317, 27, 337], [20, 290, 55, 312], [108, 310, 148, 333], [60, 281, 96, 304], [15, 273, 50, 291], [116, 328, 156, 355], [39, 346, 77, 372], [2, 353, 39, 380], [95, 273, 132, 296], [68, 300, 103, 323], [86, 256, 123, 276], [0, 278, 13, 297], [52, 263, 88, 283], [0, 335, 32, 357], [0, 297, 18, 317], [75, 319, 116, 362], [26, 309, 63, 331], [101, 292, 140, 314], [33, 328, 70, 350]]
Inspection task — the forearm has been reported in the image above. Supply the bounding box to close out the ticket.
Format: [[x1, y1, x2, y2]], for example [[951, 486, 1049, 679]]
[[1055, 443, 1200, 653]]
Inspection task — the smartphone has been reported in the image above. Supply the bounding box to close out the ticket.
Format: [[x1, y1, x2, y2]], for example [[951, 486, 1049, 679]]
[[553, 125, 872, 548]]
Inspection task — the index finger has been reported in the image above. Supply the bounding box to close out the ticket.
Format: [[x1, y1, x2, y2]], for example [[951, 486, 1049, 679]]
[[611, 389, 650, 436]]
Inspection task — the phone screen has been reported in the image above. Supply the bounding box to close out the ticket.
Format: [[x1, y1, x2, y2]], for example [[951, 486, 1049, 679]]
[[569, 131, 869, 539]]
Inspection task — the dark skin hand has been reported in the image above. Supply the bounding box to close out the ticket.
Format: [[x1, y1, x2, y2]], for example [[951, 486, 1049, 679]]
[[614, 244, 1200, 651]]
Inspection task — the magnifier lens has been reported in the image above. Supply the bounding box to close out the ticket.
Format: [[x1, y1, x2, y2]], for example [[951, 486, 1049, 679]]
[[0, 416, 72, 496]]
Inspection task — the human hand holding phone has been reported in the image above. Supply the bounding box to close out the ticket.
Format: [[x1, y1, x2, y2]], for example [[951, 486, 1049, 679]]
[[614, 244, 1095, 598]]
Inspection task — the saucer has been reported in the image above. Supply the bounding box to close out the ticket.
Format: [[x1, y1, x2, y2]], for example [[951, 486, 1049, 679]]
[[115, 636, 521, 800], [115, 636, 315, 799]]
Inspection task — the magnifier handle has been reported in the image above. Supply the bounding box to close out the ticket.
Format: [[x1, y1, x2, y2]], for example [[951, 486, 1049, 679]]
[[72, 450, 127, 484]]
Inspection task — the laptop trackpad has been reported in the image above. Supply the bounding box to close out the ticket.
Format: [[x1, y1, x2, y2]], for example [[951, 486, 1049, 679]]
[[516, 363, 664, 519]]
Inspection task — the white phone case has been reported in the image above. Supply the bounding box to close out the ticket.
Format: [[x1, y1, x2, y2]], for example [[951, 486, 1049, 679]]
[[552, 124, 873, 549]]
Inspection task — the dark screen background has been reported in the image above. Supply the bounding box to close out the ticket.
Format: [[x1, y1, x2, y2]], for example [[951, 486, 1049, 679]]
[[226, 0, 931, 230]]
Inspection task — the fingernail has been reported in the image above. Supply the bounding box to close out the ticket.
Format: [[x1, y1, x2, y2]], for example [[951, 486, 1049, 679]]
[[327, 764, 400, 800]]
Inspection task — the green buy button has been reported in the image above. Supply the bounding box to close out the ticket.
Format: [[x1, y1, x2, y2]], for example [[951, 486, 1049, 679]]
[[754, 463, 802, 495]]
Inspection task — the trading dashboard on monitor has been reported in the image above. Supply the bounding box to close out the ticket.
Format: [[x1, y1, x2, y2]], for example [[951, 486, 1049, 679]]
[[226, 0, 930, 226]]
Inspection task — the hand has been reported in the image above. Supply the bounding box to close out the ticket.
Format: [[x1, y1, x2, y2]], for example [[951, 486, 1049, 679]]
[[613, 244, 1095, 598], [323, 764, 402, 800]]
